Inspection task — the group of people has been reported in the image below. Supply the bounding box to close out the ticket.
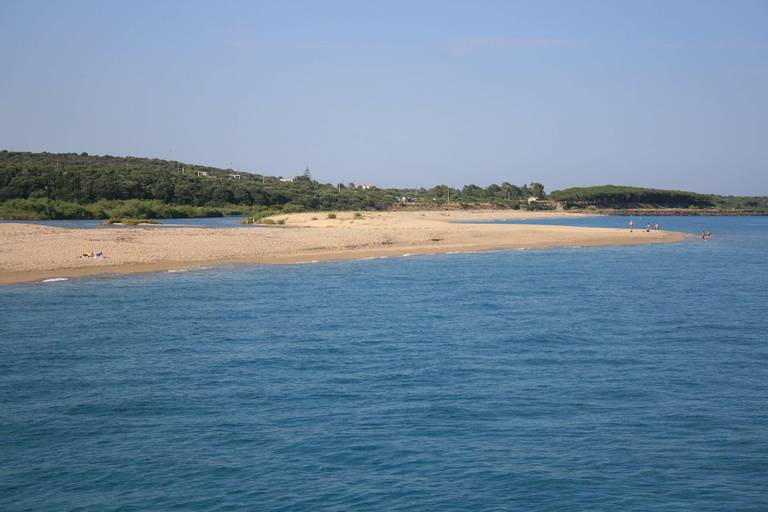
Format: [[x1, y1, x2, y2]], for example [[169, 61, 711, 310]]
[[629, 219, 713, 240], [628, 219, 714, 241], [627, 219, 662, 232], [79, 250, 106, 259]]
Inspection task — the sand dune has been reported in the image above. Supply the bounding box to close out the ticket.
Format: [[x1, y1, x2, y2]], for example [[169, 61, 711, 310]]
[[0, 210, 684, 284]]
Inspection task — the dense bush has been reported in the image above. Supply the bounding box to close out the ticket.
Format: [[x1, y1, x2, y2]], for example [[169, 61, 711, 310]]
[[550, 185, 715, 209], [0, 198, 243, 220], [0, 150, 542, 218]]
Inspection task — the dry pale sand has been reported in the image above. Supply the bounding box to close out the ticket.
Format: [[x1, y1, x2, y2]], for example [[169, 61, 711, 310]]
[[0, 210, 685, 285]]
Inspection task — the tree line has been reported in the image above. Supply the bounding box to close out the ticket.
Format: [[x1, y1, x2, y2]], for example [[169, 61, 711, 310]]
[[6, 151, 758, 220], [549, 185, 715, 208], [0, 151, 545, 219], [549, 185, 768, 211]]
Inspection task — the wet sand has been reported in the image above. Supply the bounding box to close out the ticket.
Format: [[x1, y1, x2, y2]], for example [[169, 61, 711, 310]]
[[0, 210, 685, 285]]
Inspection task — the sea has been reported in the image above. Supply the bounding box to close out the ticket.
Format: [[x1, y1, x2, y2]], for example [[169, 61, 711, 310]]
[[1, 216, 767, 511]]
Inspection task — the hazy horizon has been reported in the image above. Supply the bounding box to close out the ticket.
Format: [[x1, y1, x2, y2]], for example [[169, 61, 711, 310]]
[[1, 1, 766, 195]]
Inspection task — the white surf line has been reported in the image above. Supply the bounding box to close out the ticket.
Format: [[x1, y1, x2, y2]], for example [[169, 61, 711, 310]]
[[166, 265, 212, 273]]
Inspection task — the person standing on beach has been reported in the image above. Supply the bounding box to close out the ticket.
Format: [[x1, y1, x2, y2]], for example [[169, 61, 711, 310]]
[[629, 219, 634, 232]]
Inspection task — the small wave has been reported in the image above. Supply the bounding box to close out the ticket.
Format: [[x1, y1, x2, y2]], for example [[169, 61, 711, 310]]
[[41, 277, 68, 283], [167, 266, 210, 274], [358, 256, 389, 260], [400, 253, 414, 257]]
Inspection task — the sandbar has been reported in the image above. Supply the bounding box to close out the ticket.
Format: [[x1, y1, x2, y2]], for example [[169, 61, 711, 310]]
[[0, 210, 685, 285]]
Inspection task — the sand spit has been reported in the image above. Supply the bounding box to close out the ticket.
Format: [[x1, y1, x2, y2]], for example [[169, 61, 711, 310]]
[[0, 210, 684, 285]]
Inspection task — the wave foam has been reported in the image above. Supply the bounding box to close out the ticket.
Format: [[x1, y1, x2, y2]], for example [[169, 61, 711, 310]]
[[167, 266, 211, 274]]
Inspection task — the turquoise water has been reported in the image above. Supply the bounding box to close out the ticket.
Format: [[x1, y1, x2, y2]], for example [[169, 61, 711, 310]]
[[2, 217, 767, 511]]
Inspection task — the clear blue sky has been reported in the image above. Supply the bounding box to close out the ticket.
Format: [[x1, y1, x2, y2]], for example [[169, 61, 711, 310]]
[[1, 1, 766, 194]]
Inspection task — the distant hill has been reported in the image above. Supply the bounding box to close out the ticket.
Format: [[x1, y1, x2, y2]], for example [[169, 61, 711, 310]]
[[3, 151, 763, 220], [550, 185, 768, 211], [550, 185, 714, 208], [0, 150, 321, 207], [0, 150, 541, 219]]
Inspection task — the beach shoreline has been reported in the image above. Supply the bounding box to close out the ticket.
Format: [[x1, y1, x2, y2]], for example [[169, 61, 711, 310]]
[[0, 210, 685, 285]]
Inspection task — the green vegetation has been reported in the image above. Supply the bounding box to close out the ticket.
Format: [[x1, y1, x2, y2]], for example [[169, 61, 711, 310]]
[[0, 151, 543, 219], [101, 218, 160, 226], [2, 152, 764, 219], [550, 185, 768, 211], [254, 217, 286, 225], [0, 198, 241, 220], [710, 195, 768, 211], [551, 185, 714, 208], [242, 209, 283, 224]]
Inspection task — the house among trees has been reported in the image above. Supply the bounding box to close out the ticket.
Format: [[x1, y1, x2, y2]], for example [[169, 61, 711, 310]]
[[355, 184, 375, 190], [224, 172, 241, 179], [527, 196, 560, 209], [279, 176, 294, 183], [196, 171, 211, 177]]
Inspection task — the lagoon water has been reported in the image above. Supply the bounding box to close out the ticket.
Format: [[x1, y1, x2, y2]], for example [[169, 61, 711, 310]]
[[2, 217, 767, 511], [0, 216, 257, 229]]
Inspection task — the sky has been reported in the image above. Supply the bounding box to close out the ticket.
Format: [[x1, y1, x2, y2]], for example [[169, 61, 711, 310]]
[[1, 1, 766, 195]]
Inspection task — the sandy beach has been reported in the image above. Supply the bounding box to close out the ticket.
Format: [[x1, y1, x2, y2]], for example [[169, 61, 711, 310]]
[[0, 210, 685, 285]]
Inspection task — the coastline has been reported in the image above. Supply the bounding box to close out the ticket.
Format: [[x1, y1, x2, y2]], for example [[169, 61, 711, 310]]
[[568, 207, 768, 216], [0, 210, 685, 285]]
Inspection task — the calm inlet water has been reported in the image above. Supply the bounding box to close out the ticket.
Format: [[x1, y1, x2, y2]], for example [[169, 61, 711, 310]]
[[1, 216, 767, 511], [0, 216, 257, 229]]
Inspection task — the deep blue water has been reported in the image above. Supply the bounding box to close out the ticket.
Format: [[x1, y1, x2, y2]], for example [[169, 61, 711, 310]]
[[1, 216, 767, 511]]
